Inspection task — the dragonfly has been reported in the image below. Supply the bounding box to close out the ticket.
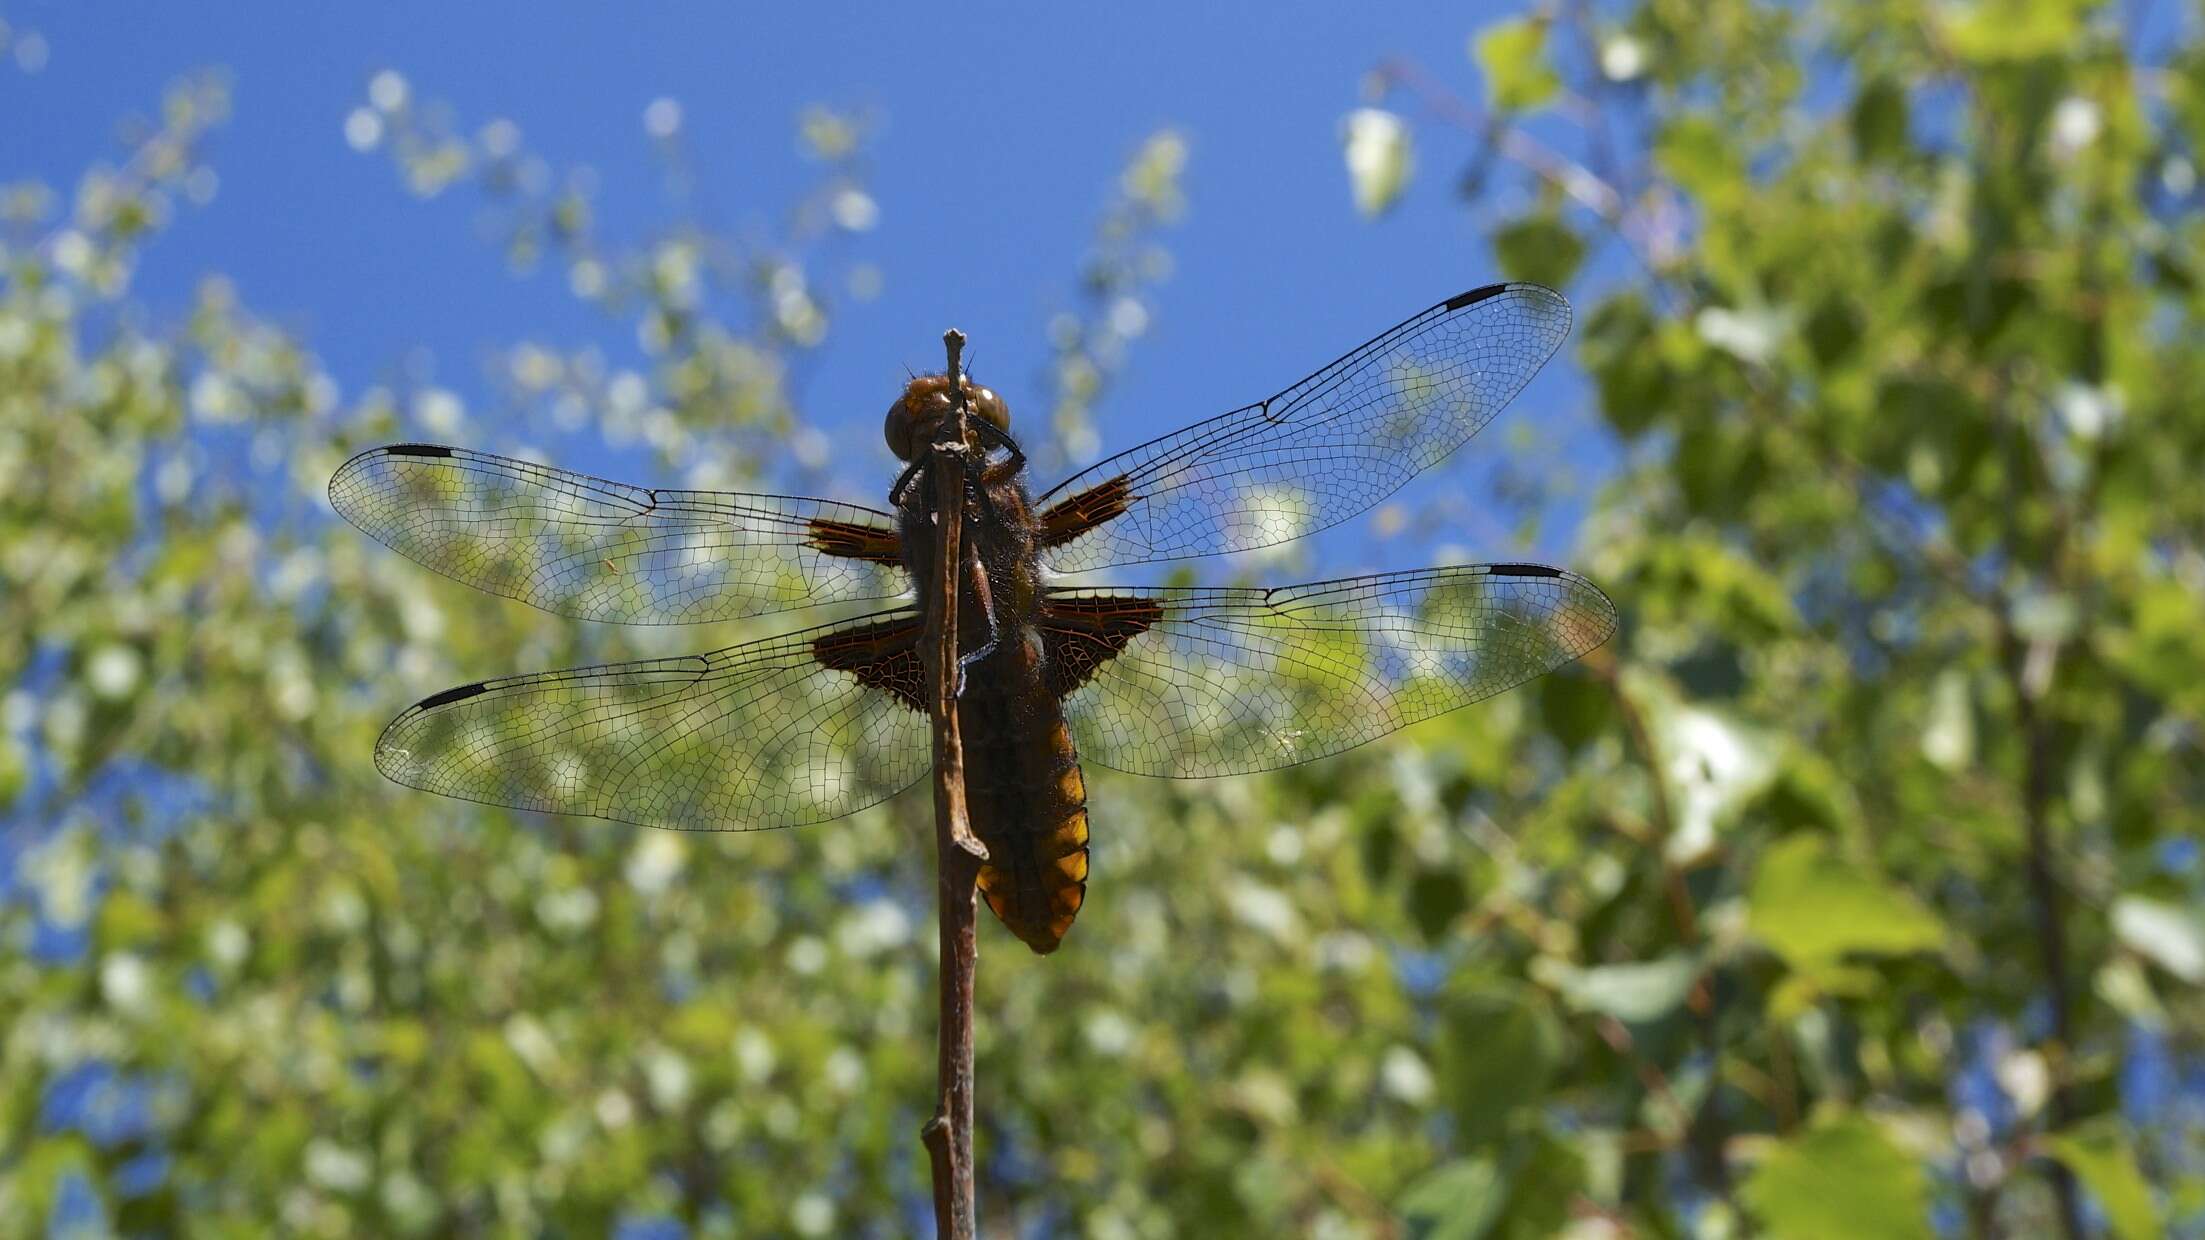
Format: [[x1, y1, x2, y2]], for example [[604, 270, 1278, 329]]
[[329, 282, 1617, 954]]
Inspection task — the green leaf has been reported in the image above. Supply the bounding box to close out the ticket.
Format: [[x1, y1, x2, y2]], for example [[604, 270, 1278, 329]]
[[1920, 669, 1976, 772], [1396, 1134, 1587, 1240], [1490, 1131, 1585, 1239], [1437, 983, 1561, 1146], [1696, 304, 1793, 366], [1769, 970, 1872, 1020], [1409, 867, 1470, 940], [1642, 687, 1778, 862], [1803, 295, 1864, 366], [1538, 670, 1612, 753], [1741, 1116, 1933, 1239], [12, 1136, 99, 1229], [0, 734, 22, 804], [1748, 835, 1946, 972], [1360, 816, 1401, 881], [1850, 77, 1911, 164], [1654, 115, 1742, 205], [2094, 957, 2169, 1025], [1543, 953, 1699, 1023], [1580, 292, 1669, 436], [1471, 19, 1560, 112], [1397, 1158, 1505, 1240], [2046, 1119, 2160, 1240], [2110, 895, 2205, 983], [1342, 108, 1414, 217], [1940, 0, 2092, 63], [1491, 212, 1586, 290]]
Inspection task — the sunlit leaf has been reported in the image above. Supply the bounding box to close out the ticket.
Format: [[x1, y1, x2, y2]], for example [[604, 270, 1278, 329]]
[[2093, 957, 2169, 1025], [1397, 1157, 1504, 1240], [2111, 896, 2205, 983], [1920, 669, 1975, 771], [1542, 953, 1699, 1023], [1341, 108, 1414, 217], [1940, 0, 2093, 63], [1695, 304, 1793, 365], [1471, 18, 1559, 112], [2046, 1119, 2161, 1240], [1748, 836, 1945, 972], [1741, 1116, 1933, 1239], [1639, 682, 1778, 863]]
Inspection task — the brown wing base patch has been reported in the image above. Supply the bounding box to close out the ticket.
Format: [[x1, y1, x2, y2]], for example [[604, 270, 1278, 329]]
[[812, 615, 926, 712], [1040, 594, 1165, 697], [1038, 475, 1134, 549], [807, 517, 905, 567]]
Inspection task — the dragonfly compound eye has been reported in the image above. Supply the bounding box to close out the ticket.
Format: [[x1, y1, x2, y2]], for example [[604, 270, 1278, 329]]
[[884, 394, 918, 460], [970, 385, 1011, 434], [886, 375, 1008, 459]]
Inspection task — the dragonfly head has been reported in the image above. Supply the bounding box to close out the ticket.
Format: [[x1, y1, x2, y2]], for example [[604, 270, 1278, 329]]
[[885, 374, 1011, 461]]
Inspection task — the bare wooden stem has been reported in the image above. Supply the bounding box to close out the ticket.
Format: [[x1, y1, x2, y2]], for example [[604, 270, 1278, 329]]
[[920, 327, 987, 1240]]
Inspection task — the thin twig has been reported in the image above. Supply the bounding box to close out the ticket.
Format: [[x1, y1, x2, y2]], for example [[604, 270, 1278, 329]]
[[920, 328, 987, 1240], [1372, 56, 1622, 219], [1595, 1016, 1694, 1139], [1979, 345, 2085, 1238], [2002, 607, 2084, 1240]]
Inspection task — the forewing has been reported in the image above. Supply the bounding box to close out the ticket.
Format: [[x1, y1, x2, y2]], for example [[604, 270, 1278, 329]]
[[1037, 284, 1570, 572], [375, 611, 930, 830], [330, 444, 907, 623], [1046, 564, 1616, 778]]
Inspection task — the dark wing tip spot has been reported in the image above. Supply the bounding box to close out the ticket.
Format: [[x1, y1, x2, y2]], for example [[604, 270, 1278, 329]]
[[1488, 562, 1565, 578], [1443, 284, 1511, 311], [416, 681, 490, 710], [1445, 283, 1569, 312], [383, 443, 456, 459]]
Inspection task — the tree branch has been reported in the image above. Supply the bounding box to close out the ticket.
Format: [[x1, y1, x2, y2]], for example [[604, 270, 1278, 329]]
[[2001, 619, 2084, 1240], [920, 327, 987, 1240]]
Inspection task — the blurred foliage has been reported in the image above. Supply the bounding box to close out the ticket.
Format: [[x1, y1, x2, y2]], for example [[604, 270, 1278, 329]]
[[339, 71, 883, 492], [1351, 0, 2205, 1235], [1036, 129, 1186, 476], [2, 2, 2202, 1238]]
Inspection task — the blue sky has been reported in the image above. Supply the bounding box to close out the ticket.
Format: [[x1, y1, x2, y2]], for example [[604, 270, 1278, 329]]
[[6, 0, 1604, 567]]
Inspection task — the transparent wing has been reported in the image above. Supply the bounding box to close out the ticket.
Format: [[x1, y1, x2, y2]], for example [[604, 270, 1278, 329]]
[[374, 610, 930, 830], [1046, 564, 1616, 778], [1036, 284, 1570, 572], [330, 444, 907, 624]]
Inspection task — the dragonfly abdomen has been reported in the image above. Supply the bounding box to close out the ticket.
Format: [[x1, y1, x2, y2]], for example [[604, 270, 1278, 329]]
[[959, 624, 1091, 954]]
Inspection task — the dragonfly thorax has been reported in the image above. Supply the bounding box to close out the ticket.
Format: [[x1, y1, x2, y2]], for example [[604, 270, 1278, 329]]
[[884, 373, 1010, 461]]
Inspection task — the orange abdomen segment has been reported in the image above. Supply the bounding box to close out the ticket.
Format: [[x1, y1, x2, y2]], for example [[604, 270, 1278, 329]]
[[963, 687, 1091, 954]]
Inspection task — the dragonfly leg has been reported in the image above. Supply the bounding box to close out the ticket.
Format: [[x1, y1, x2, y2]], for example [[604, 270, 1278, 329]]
[[955, 546, 1001, 698], [888, 457, 929, 508], [973, 418, 1027, 482]]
